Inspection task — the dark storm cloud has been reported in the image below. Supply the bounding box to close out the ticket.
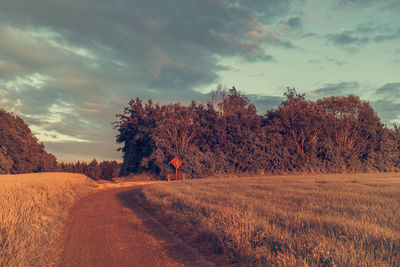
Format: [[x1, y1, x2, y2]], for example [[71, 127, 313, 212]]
[[1, 0, 293, 73], [0, 0, 298, 93], [314, 81, 360, 96], [0, 0, 300, 160]]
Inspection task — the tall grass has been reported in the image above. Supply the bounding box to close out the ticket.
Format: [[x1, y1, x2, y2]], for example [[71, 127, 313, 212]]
[[0, 172, 96, 267], [136, 173, 400, 266]]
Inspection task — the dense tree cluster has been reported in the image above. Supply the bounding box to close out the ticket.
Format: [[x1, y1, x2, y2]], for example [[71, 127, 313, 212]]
[[115, 88, 400, 178], [0, 108, 121, 180], [0, 109, 57, 174], [57, 159, 121, 180]]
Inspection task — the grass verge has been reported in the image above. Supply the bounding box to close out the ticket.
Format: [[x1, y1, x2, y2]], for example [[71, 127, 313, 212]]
[[0, 172, 96, 267], [135, 173, 400, 266]]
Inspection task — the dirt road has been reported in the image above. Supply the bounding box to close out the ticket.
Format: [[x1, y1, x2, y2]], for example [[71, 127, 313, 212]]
[[55, 186, 213, 267]]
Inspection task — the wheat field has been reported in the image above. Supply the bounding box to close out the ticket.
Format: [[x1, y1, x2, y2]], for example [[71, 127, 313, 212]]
[[0, 172, 96, 267], [136, 173, 400, 266]]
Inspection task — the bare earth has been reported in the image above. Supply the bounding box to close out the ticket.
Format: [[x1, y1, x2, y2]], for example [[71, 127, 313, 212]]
[[55, 185, 213, 267]]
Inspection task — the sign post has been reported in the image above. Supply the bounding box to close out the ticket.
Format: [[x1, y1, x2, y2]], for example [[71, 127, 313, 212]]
[[169, 156, 182, 175], [168, 156, 184, 181]]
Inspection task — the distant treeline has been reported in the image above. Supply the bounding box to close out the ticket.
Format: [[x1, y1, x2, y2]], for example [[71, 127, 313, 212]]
[[57, 159, 121, 180], [0, 108, 120, 180], [114, 87, 400, 178]]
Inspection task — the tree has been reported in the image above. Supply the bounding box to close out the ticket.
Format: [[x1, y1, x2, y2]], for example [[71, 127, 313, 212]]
[[263, 88, 323, 172], [210, 83, 228, 116], [86, 159, 101, 179], [0, 146, 13, 174], [99, 160, 121, 180], [0, 108, 57, 174], [317, 95, 384, 171], [114, 87, 397, 177], [114, 98, 161, 175]]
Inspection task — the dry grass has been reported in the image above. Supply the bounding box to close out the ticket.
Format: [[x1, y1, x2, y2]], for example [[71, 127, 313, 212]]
[[0, 172, 96, 267], [96, 177, 163, 190], [136, 173, 400, 266]]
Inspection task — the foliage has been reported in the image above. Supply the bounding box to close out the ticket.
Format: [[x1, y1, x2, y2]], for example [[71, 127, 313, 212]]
[[115, 87, 400, 178], [0, 109, 57, 174], [57, 160, 121, 180]]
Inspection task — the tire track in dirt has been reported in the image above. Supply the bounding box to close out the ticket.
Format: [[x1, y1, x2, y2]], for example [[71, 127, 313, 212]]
[[55, 186, 213, 267]]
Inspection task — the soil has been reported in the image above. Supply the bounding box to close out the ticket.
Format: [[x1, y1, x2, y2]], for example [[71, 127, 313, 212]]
[[54, 186, 214, 267]]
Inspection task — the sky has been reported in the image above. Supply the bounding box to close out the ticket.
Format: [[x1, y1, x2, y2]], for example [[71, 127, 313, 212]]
[[0, 0, 399, 162]]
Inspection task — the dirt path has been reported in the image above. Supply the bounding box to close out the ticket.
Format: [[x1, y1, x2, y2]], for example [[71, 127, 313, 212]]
[[55, 186, 213, 267]]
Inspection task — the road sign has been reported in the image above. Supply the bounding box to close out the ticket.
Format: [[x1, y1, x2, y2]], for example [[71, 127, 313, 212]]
[[169, 156, 182, 169]]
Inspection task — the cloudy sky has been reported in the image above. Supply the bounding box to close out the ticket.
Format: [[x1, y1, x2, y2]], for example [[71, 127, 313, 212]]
[[0, 0, 399, 162]]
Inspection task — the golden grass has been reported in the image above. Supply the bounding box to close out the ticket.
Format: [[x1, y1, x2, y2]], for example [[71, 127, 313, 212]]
[[136, 173, 400, 266], [0, 172, 96, 267]]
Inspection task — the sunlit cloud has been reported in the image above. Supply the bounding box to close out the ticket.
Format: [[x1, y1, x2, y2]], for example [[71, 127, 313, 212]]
[[30, 125, 91, 143], [4, 73, 51, 91]]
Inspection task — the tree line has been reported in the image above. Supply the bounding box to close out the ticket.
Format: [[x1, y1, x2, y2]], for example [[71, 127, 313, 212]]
[[0, 108, 120, 179], [57, 159, 121, 180], [2, 86, 400, 180], [114, 87, 400, 178]]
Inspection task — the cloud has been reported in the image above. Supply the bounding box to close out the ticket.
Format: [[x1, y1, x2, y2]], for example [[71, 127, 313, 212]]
[[326, 32, 368, 46], [369, 83, 400, 126], [335, 0, 400, 10], [375, 83, 400, 98], [0, 0, 302, 160], [373, 28, 400, 42], [314, 81, 360, 96], [288, 17, 302, 30], [246, 94, 283, 113], [325, 24, 399, 51], [371, 99, 400, 126], [308, 58, 347, 67], [327, 58, 347, 66]]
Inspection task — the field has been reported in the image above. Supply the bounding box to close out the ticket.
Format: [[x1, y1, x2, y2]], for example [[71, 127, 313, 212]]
[[0, 172, 96, 267], [135, 173, 400, 266]]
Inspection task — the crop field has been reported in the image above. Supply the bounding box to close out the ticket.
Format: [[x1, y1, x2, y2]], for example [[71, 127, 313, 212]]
[[135, 173, 400, 266], [0, 173, 96, 267]]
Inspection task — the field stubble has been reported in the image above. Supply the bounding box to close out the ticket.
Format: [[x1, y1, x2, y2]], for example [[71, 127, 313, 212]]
[[0, 172, 96, 267], [136, 173, 400, 266]]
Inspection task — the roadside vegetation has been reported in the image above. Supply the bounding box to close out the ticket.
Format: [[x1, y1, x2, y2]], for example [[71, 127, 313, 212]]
[[0, 172, 96, 267], [115, 87, 400, 179], [135, 173, 400, 266]]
